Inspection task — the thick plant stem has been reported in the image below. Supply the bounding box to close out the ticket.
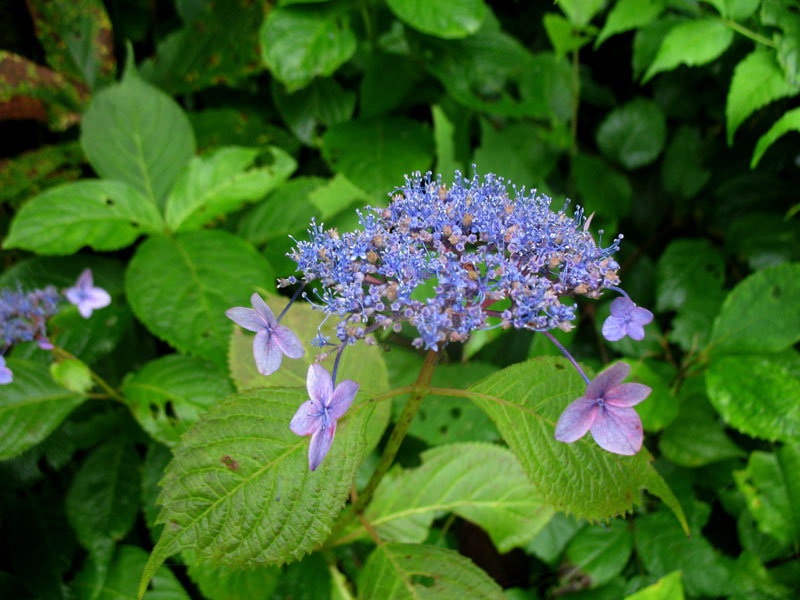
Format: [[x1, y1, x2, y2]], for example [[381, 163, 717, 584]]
[[329, 349, 439, 539]]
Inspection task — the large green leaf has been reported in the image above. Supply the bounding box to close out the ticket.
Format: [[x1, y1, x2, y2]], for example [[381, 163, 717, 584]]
[[565, 519, 633, 587], [727, 49, 799, 145], [185, 552, 280, 600], [706, 352, 800, 443], [272, 77, 356, 146], [623, 571, 684, 600], [228, 296, 390, 453], [0, 359, 86, 460], [138, 387, 372, 596], [123, 354, 233, 446], [708, 262, 800, 355], [655, 239, 724, 312], [734, 443, 800, 549], [125, 230, 274, 369], [643, 18, 734, 82], [322, 117, 434, 195], [596, 98, 666, 170], [467, 358, 686, 525], [26, 0, 116, 89], [357, 543, 504, 599], [386, 0, 487, 39], [74, 545, 189, 600], [260, 4, 356, 92], [4, 180, 164, 254], [81, 71, 195, 206], [165, 146, 296, 232], [595, 0, 663, 48], [751, 106, 800, 168], [66, 438, 141, 576], [335, 443, 554, 553], [50, 302, 132, 365]]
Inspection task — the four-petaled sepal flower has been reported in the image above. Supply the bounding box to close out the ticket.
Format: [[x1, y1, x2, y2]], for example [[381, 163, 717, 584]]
[[555, 362, 650, 455], [0, 356, 12, 385], [290, 364, 359, 471], [65, 269, 111, 319], [226, 293, 304, 376], [602, 297, 653, 342]]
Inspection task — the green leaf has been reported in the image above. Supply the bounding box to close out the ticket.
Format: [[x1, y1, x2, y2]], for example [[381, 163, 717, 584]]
[[520, 52, 573, 121], [309, 174, 370, 219], [473, 119, 562, 188], [228, 297, 390, 453], [336, 443, 554, 553], [4, 180, 164, 254], [706, 352, 800, 442], [728, 551, 793, 600], [360, 53, 420, 119], [625, 360, 678, 433], [635, 506, 732, 597], [660, 126, 710, 198], [66, 439, 141, 568], [727, 49, 799, 145], [142, 442, 172, 536], [751, 106, 800, 167], [596, 98, 666, 170], [565, 520, 633, 587], [543, 13, 592, 59], [81, 71, 195, 206], [725, 213, 800, 271], [50, 302, 132, 365], [632, 17, 684, 79], [26, 0, 116, 88], [50, 358, 93, 394], [724, 0, 761, 20], [0, 141, 83, 203], [272, 77, 356, 145], [0, 359, 86, 460], [125, 230, 274, 369], [734, 443, 800, 549], [322, 117, 434, 195], [655, 239, 724, 312], [571, 153, 633, 220], [260, 4, 356, 92], [74, 545, 189, 600], [139, 0, 265, 94], [165, 146, 296, 232], [738, 511, 793, 564], [596, 0, 664, 48], [123, 354, 233, 446], [187, 108, 299, 156], [658, 396, 744, 467], [185, 553, 280, 600], [708, 262, 800, 355], [558, 0, 605, 27], [386, 0, 487, 39], [467, 357, 686, 524], [139, 387, 372, 595], [526, 511, 583, 564], [643, 18, 734, 82], [432, 104, 463, 177], [623, 571, 684, 600], [357, 543, 505, 599]]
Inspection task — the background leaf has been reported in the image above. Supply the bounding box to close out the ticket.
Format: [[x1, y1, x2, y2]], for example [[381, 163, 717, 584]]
[[81, 71, 195, 206], [123, 354, 233, 446], [655, 239, 724, 312], [565, 519, 634, 587], [386, 0, 487, 39], [595, 0, 663, 48], [125, 230, 274, 370], [751, 106, 800, 167], [596, 98, 666, 170], [0, 359, 86, 460], [357, 542, 505, 600], [4, 180, 164, 254], [643, 19, 734, 82]]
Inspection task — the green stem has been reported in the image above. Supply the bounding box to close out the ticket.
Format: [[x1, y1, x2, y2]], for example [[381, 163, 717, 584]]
[[52, 346, 126, 403], [723, 18, 776, 47], [330, 349, 439, 539]]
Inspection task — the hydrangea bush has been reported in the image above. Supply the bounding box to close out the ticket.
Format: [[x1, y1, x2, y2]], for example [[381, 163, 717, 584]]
[[2, 1, 800, 599]]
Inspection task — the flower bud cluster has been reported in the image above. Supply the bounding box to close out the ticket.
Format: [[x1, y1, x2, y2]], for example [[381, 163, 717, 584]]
[[288, 171, 622, 350]]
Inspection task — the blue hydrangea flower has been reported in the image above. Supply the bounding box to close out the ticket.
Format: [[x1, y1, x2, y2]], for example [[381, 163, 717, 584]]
[[602, 297, 653, 341], [288, 171, 623, 351], [65, 269, 111, 319], [0, 356, 12, 385], [554, 362, 650, 455], [289, 364, 359, 470], [225, 293, 304, 376], [1, 283, 60, 349]]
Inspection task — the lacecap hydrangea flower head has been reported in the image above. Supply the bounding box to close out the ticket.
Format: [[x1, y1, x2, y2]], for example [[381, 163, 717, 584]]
[[229, 170, 654, 467]]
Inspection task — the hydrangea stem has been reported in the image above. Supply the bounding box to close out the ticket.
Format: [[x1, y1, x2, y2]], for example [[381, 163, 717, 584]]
[[329, 349, 439, 538], [51, 346, 125, 403]]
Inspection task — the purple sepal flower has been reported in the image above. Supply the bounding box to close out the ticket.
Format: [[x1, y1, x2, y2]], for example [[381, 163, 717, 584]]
[[38, 337, 54, 350], [65, 269, 111, 319], [0, 356, 12, 385], [225, 293, 304, 376], [555, 362, 650, 456], [290, 364, 359, 471], [602, 297, 653, 342]]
